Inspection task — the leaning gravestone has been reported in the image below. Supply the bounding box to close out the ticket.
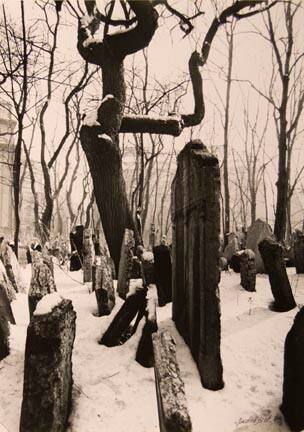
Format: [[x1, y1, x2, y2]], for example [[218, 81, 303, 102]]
[[153, 244, 172, 306], [0, 239, 26, 293], [259, 237, 296, 312], [117, 229, 135, 299], [281, 307, 304, 431], [93, 255, 115, 316], [294, 232, 304, 274], [20, 294, 76, 432], [172, 140, 223, 390], [240, 249, 256, 292], [152, 331, 192, 432], [246, 219, 273, 273], [0, 260, 16, 303]]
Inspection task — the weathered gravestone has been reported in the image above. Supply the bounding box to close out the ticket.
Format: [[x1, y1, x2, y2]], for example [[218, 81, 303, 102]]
[[0, 259, 16, 304], [137, 247, 155, 286], [117, 229, 135, 299], [246, 219, 273, 273], [0, 313, 9, 360], [281, 307, 304, 431], [28, 252, 57, 319], [152, 331, 192, 432], [171, 140, 223, 390], [153, 244, 172, 306], [294, 231, 304, 274], [83, 228, 95, 283], [20, 295, 76, 432], [223, 235, 239, 263], [100, 280, 146, 347], [93, 255, 115, 316], [0, 238, 27, 293], [259, 237, 296, 312], [240, 249, 256, 292]]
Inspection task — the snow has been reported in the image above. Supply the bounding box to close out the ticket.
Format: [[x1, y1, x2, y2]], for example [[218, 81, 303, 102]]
[[98, 134, 112, 142], [83, 110, 100, 127], [1, 264, 303, 431], [33, 292, 63, 316], [82, 36, 103, 49]]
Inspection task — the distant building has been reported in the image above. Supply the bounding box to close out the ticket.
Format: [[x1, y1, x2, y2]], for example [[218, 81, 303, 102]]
[[0, 102, 16, 238]]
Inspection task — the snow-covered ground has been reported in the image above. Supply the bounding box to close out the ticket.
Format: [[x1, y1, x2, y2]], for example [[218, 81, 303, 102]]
[[1, 263, 303, 432]]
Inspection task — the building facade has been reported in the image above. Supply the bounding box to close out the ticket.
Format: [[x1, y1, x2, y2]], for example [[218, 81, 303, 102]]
[[0, 103, 16, 238]]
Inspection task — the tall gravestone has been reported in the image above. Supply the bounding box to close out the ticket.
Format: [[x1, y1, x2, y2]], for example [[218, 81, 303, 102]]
[[20, 296, 76, 432], [246, 219, 273, 273], [171, 140, 223, 390]]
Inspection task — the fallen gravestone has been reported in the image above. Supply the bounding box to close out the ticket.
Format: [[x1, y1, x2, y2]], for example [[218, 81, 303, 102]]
[[20, 294, 76, 432], [240, 249, 256, 292], [281, 307, 304, 431], [259, 237, 296, 312], [117, 229, 135, 299], [153, 244, 172, 306], [246, 219, 273, 273], [152, 330, 192, 432], [100, 280, 146, 347]]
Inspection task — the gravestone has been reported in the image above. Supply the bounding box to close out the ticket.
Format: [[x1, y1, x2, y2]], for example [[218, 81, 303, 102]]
[[223, 236, 239, 263], [171, 140, 223, 390], [0, 260, 16, 303], [153, 244, 172, 306], [136, 296, 158, 368], [138, 248, 155, 286], [0, 238, 26, 293], [93, 255, 115, 316], [152, 331, 192, 432], [69, 225, 84, 271], [100, 282, 146, 347], [259, 237, 296, 312], [28, 252, 57, 319], [229, 252, 242, 273], [0, 313, 9, 360], [83, 228, 95, 283], [281, 307, 304, 431], [246, 219, 273, 273], [20, 296, 76, 432], [294, 232, 304, 274], [117, 229, 135, 299], [240, 249, 256, 292]]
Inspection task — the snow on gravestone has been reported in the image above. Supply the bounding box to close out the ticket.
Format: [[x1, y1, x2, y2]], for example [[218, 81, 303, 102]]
[[240, 249, 256, 292], [20, 294, 76, 432], [245, 219, 273, 273], [117, 229, 135, 299], [281, 307, 304, 431], [171, 140, 223, 390], [152, 331, 192, 432], [258, 237, 296, 312], [93, 255, 115, 316]]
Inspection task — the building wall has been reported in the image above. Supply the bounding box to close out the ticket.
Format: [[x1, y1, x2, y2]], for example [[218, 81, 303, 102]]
[[0, 103, 15, 239]]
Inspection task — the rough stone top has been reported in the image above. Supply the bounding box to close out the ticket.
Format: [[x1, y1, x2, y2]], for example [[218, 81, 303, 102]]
[[177, 139, 219, 167], [34, 293, 63, 316]]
